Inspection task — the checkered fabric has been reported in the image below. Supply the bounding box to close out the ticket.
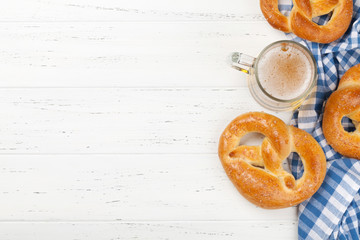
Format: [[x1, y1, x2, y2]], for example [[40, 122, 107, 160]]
[[277, 1, 360, 239]]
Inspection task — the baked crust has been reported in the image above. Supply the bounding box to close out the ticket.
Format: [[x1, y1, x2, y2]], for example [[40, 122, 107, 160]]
[[323, 64, 360, 159], [260, 0, 353, 43], [218, 112, 326, 209]]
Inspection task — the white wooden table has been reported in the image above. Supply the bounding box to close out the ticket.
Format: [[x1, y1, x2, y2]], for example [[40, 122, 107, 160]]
[[0, 0, 297, 239]]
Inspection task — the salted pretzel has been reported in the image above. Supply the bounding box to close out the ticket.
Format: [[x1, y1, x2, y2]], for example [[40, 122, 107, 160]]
[[218, 112, 326, 209], [323, 64, 360, 159], [260, 0, 353, 43]]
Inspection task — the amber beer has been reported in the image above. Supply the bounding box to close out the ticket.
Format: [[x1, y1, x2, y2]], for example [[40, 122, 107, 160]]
[[231, 41, 317, 111], [257, 43, 314, 100]]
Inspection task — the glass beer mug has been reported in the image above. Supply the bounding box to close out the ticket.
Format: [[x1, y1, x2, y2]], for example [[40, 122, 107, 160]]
[[231, 40, 317, 111]]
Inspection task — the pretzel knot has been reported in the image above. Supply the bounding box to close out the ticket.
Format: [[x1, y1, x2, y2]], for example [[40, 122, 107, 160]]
[[323, 64, 360, 160], [218, 112, 326, 209], [260, 0, 353, 43]]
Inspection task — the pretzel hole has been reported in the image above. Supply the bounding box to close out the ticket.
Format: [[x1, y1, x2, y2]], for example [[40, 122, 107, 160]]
[[341, 116, 356, 133], [282, 159, 292, 175], [249, 163, 265, 170], [278, 4, 292, 17], [312, 12, 333, 26], [286, 152, 304, 180], [239, 132, 265, 146]]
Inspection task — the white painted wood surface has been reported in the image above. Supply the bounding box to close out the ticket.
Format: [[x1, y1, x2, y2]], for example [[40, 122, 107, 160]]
[[0, 155, 296, 221], [0, 88, 291, 153], [0, 22, 283, 87], [0, 222, 297, 239], [0, 0, 297, 239], [1, 0, 263, 21]]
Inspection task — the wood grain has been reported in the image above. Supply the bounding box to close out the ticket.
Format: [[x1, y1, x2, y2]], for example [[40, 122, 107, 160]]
[[0, 22, 284, 87], [1, 0, 264, 22], [0, 88, 291, 154], [0, 0, 298, 238], [0, 221, 297, 239], [0, 154, 296, 221]]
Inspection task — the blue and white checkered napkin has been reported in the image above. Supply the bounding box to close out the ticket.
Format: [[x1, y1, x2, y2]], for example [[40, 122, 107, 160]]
[[277, 1, 360, 239]]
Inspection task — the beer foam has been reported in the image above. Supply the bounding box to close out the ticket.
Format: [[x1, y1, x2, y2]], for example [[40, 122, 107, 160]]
[[256, 43, 314, 100]]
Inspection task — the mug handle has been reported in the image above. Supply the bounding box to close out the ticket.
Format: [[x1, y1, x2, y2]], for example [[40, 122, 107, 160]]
[[231, 52, 256, 75]]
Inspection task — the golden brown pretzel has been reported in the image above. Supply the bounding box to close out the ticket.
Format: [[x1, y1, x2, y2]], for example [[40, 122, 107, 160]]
[[323, 64, 360, 159], [218, 112, 326, 209], [260, 0, 353, 43]]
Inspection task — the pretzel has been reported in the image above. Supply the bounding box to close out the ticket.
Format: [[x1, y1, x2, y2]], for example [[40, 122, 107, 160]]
[[260, 0, 353, 43], [218, 112, 326, 209], [323, 64, 360, 159]]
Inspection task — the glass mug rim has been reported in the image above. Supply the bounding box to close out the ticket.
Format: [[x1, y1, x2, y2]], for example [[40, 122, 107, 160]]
[[253, 40, 318, 103]]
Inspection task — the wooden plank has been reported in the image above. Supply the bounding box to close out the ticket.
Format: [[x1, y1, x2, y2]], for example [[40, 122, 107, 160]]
[[0, 221, 297, 240], [1, 0, 265, 22], [0, 22, 284, 87], [0, 88, 292, 154], [0, 154, 296, 221]]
